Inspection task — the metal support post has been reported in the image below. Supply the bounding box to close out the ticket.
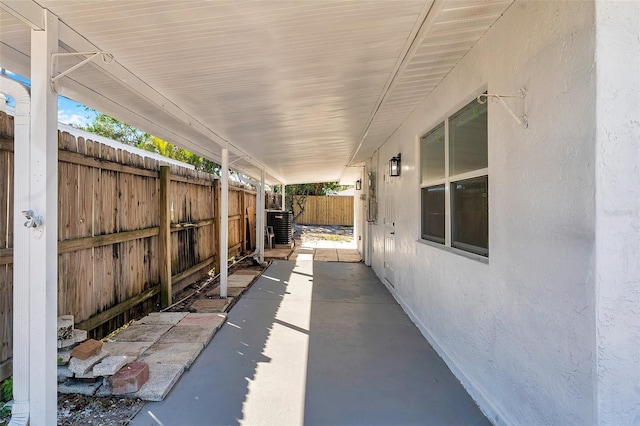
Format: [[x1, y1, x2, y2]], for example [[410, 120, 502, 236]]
[[25, 9, 58, 426], [220, 147, 229, 298]]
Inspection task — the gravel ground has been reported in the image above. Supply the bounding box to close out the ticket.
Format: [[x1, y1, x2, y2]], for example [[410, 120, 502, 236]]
[[0, 394, 144, 426]]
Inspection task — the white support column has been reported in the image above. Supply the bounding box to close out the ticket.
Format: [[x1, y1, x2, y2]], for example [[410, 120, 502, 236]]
[[2, 76, 31, 426], [281, 184, 286, 211], [27, 10, 58, 426], [257, 169, 265, 263], [220, 146, 229, 298]]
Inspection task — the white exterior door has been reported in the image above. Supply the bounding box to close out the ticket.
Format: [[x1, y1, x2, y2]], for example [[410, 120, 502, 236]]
[[384, 174, 395, 287]]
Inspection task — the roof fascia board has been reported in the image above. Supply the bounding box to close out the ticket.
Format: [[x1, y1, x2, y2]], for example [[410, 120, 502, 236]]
[[0, 0, 44, 30]]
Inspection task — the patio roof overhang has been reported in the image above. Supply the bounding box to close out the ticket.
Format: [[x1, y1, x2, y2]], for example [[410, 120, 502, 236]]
[[0, 1, 516, 423], [1, 0, 513, 185]]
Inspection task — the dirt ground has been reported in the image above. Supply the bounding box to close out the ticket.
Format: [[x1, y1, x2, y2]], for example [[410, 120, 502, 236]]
[[294, 224, 354, 242]]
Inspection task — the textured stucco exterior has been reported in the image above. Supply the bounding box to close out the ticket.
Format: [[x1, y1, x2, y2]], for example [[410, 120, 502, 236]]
[[594, 1, 640, 424], [363, 1, 611, 423]]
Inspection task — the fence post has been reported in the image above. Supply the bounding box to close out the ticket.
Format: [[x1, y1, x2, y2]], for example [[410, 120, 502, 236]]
[[159, 166, 172, 308], [241, 189, 247, 254]]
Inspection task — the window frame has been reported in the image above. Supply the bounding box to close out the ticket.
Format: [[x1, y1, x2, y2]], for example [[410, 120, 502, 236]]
[[418, 90, 489, 258]]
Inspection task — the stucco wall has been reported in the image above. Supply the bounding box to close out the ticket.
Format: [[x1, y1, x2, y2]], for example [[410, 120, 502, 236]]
[[594, 1, 640, 424], [367, 2, 598, 424]]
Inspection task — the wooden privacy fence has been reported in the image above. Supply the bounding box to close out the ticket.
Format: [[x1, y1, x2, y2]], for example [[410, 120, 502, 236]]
[[292, 195, 354, 226], [0, 112, 257, 375]]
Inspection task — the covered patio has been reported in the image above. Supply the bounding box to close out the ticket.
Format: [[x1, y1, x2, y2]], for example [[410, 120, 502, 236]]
[[1, 1, 639, 425], [2, 2, 510, 422]]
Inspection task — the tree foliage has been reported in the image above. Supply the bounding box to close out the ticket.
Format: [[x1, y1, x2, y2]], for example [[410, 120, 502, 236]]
[[82, 110, 222, 174], [82, 110, 149, 147]]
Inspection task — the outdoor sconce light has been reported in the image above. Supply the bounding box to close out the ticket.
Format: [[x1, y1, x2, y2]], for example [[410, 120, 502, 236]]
[[389, 153, 401, 177], [355, 179, 362, 190]]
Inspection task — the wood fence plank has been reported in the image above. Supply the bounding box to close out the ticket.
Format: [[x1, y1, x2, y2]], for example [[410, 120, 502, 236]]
[[75, 285, 160, 332], [293, 195, 354, 226], [0, 114, 261, 359]]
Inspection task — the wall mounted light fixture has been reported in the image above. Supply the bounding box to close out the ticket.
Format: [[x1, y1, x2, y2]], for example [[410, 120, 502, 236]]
[[389, 153, 401, 177], [355, 179, 362, 190]]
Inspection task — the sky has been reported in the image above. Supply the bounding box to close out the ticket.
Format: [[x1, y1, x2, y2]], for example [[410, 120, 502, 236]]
[[2, 69, 97, 127]]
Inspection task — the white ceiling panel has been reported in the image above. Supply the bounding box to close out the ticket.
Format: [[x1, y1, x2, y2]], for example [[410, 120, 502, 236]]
[[1, 0, 512, 184]]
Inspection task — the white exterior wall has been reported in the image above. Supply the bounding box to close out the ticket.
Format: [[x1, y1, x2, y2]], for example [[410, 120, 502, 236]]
[[366, 2, 599, 424], [594, 1, 640, 424]]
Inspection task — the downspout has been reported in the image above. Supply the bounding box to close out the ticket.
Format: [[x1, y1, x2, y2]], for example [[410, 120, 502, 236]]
[[0, 76, 31, 426]]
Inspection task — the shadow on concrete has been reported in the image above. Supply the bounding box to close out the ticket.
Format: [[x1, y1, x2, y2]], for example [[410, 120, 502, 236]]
[[131, 260, 489, 425], [131, 261, 295, 426]]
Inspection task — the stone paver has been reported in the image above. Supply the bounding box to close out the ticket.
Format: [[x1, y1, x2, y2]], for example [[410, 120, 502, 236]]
[[190, 297, 233, 313], [136, 312, 188, 326], [139, 343, 203, 369], [93, 355, 130, 376], [158, 325, 216, 348], [95, 379, 112, 397], [111, 362, 150, 395], [178, 313, 227, 328], [58, 380, 102, 396], [58, 311, 230, 401], [103, 341, 153, 357], [57, 365, 73, 382], [71, 339, 103, 360], [205, 287, 244, 298], [337, 249, 361, 262], [68, 350, 108, 375], [227, 274, 255, 288], [112, 324, 173, 343], [134, 363, 184, 402], [58, 349, 72, 364], [264, 248, 292, 259], [314, 248, 339, 262]]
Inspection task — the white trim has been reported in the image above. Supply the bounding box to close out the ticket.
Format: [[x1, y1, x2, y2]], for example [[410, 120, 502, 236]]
[[449, 168, 489, 183], [27, 10, 58, 425], [257, 169, 265, 263], [220, 147, 229, 298], [419, 90, 489, 257], [416, 239, 489, 264]]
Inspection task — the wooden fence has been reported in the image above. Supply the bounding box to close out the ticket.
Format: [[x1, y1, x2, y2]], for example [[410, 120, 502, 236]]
[[292, 195, 354, 226], [0, 112, 257, 376]]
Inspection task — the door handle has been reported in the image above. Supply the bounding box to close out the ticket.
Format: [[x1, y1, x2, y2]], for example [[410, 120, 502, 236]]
[[390, 232, 395, 235]]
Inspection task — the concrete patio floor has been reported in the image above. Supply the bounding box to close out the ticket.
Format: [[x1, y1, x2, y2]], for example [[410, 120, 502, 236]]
[[131, 256, 490, 426]]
